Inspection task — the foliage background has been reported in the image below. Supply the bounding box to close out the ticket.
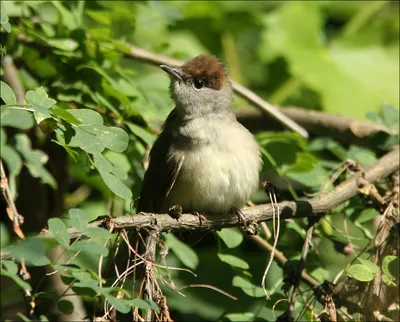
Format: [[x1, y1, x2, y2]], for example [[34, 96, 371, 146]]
[[0, 1, 399, 321]]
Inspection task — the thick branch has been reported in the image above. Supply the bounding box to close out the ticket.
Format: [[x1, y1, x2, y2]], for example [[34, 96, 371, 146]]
[[41, 147, 399, 240]]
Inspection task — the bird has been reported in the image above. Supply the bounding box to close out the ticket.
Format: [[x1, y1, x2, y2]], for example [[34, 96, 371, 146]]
[[137, 54, 261, 219], [132, 54, 262, 320]]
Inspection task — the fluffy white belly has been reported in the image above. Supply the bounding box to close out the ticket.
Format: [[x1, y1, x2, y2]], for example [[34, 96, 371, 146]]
[[164, 123, 261, 213]]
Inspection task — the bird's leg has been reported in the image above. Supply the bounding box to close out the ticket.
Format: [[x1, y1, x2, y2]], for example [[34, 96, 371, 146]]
[[232, 207, 247, 227], [191, 211, 210, 228]]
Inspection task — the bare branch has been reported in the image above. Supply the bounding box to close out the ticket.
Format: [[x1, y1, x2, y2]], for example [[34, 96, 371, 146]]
[[236, 107, 396, 147], [39, 147, 399, 241]]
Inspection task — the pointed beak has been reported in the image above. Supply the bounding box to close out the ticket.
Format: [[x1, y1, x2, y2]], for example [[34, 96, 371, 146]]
[[160, 65, 183, 81]]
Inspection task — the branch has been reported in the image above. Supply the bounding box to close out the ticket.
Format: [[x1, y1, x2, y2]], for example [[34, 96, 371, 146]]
[[235, 107, 396, 147], [40, 147, 399, 240], [114, 42, 309, 138], [2, 55, 25, 104]]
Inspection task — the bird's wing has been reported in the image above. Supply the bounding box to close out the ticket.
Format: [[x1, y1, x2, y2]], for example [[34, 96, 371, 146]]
[[136, 130, 184, 213]]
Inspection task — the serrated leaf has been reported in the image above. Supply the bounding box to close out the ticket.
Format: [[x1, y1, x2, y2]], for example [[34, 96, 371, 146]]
[[1, 81, 16, 104], [347, 264, 374, 282], [69, 208, 88, 232], [57, 300, 74, 315], [217, 228, 243, 248], [1, 108, 34, 129], [164, 234, 199, 270], [218, 254, 249, 269], [232, 276, 265, 297], [48, 218, 70, 248]]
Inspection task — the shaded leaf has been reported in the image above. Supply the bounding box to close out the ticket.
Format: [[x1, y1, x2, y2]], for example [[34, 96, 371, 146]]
[[217, 228, 243, 248], [48, 218, 70, 248], [164, 234, 199, 270], [1, 108, 34, 129], [347, 264, 374, 282], [217, 253, 249, 269], [69, 208, 88, 232], [57, 300, 74, 315], [232, 276, 265, 297], [1, 81, 16, 104]]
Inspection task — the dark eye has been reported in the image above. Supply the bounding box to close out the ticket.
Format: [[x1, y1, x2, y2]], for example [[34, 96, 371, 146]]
[[194, 79, 204, 89]]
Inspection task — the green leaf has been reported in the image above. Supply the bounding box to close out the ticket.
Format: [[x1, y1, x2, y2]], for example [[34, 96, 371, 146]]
[[357, 258, 378, 274], [51, 1, 78, 30], [224, 313, 255, 322], [164, 234, 199, 270], [0, 108, 34, 129], [131, 299, 159, 311], [48, 39, 79, 51], [16, 313, 31, 322], [83, 227, 112, 238], [67, 109, 103, 125], [1, 81, 16, 104], [0, 1, 11, 33], [25, 87, 56, 122], [2, 260, 18, 274], [48, 218, 70, 248], [232, 276, 265, 297], [57, 300, 74, 315], [382, 255, 399, 284], [2, 145, 22, 177], [15, 134, 57, 188], [126, 122, 156, 145], [1, 268, 33, 292], [261, 1, 399, 119], [69, 208, 88, 232], [346, 146, 377, 166], [217, 253, 249, 269], [106, 295, 131, 314], [217, 228, 243, 248], [8, 238, 50, 266], [93, 153, 132, 200], [71, 240, 109, 256], [382, 274, 397, 287], [347, 264, 374, 282], [51, 107, 81, 125]]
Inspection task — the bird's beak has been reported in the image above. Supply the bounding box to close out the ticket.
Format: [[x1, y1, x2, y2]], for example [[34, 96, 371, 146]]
[[160, 65, 183, 81]]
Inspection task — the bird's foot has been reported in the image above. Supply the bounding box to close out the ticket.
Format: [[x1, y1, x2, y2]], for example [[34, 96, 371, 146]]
[[191, 211, 210, 228], [168, 205, 183, 220], [231, 207, 258, 235]]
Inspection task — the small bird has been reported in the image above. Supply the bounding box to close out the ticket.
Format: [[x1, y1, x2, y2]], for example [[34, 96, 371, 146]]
[[137, 55, 261, 217]]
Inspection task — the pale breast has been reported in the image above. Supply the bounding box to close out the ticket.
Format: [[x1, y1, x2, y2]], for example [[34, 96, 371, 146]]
[[163, 120, 261, 213]]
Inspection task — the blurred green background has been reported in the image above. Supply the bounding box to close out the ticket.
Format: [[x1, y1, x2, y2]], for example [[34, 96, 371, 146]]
[[1, 1, 399, 321]]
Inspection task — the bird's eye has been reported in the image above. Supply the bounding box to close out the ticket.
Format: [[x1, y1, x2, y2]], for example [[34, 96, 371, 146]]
[[193, 79, 204, 89]]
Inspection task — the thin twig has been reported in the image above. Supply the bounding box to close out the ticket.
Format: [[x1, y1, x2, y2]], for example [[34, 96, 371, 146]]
[[288, 222, 315, 320], [0, 159, 24, 237], [2, 55, 25, 104]]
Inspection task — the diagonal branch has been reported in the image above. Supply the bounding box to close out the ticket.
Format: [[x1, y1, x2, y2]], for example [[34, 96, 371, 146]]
[[40, 147, 399, 240]]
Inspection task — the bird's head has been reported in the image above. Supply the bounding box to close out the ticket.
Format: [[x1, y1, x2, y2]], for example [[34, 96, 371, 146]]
[[160, 55, 233, 119]]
